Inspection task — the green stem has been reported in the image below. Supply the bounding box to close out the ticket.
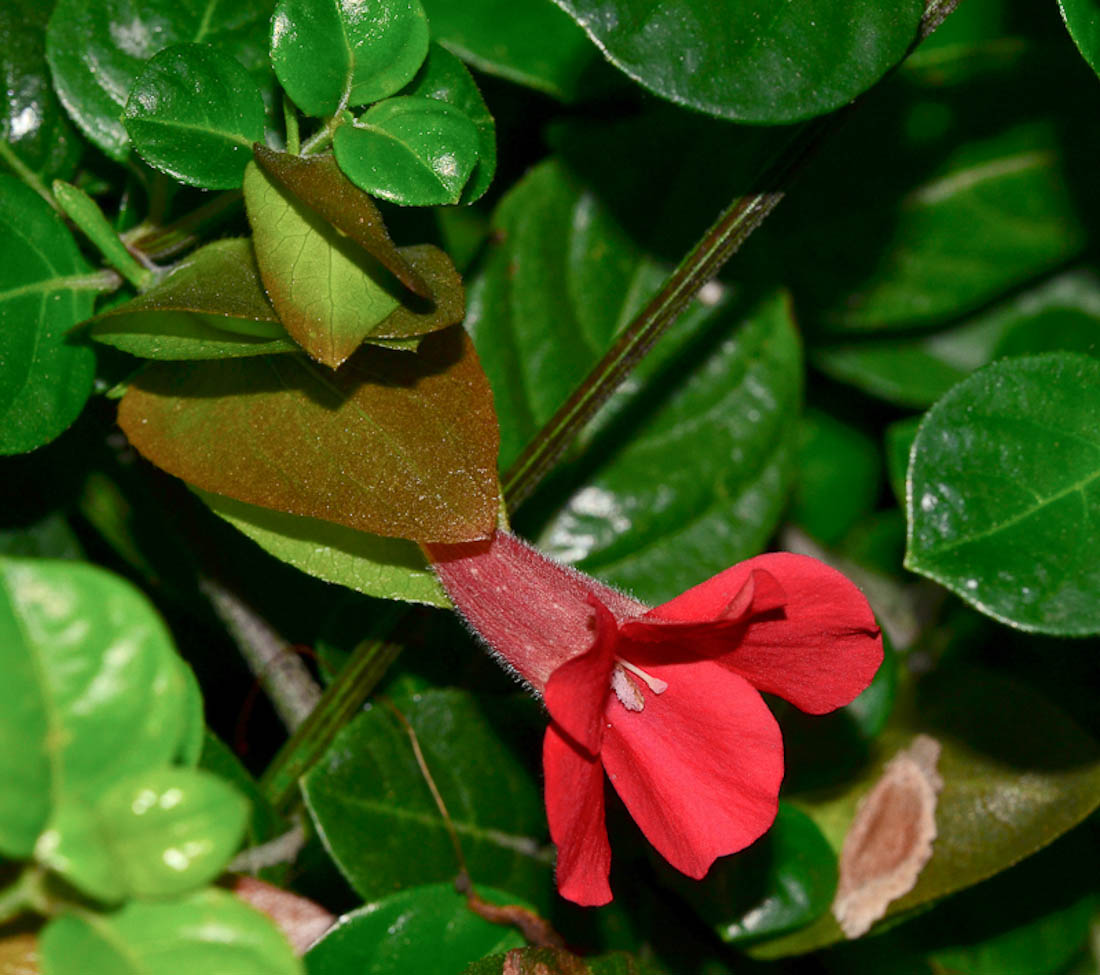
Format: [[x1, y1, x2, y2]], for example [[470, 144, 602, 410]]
[[53, 180, 155, 291], [501, 115, 832, 510], [501, 0, 957, 511], [130, 190, 242, 261], [0, 142, 59, 212], [0, 867, 46, 924], [283, 95, 301, 155], [256, 0, 961, 810], [260, 633, 403, 812]]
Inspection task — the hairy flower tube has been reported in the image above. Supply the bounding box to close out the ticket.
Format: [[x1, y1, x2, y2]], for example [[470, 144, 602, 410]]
[[427, 531, 882, 906]]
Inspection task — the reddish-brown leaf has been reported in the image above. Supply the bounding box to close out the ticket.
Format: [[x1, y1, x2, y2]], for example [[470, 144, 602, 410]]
[[118, 328, 500, 543]]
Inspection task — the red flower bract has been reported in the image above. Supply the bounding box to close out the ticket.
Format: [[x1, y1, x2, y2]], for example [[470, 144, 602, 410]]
[[427, 531, 882, 906]]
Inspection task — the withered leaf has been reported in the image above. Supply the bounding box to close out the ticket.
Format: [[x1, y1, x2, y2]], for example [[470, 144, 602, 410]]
[[231, 875, 334, 955], [832, 734, 943, 938], [118, 327, 500, 543]]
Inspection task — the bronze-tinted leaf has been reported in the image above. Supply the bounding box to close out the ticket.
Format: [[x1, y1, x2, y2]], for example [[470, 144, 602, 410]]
[[117, 328, 499, 543], [253, 146, 431, 298], [369, 244, 464, 340], [94, 238, 282, 334]]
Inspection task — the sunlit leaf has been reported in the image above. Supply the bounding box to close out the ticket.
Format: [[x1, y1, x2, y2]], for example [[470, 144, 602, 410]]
[[117, 329, 500, 544], [0, 558, 188, 858], [906, 353, 1100, 634], [39, 889, 303, 974], [271, 0, 429, 117]]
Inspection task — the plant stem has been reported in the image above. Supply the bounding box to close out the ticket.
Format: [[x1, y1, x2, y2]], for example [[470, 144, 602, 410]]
[[199, 575, 321, 733], [0, 142, 59, 212], [260, 633, 403, 812], [501, 0, 958, 511], [130, 190, 243, 261], [0, 867, 46, 924], [283, 96, 301, 155]]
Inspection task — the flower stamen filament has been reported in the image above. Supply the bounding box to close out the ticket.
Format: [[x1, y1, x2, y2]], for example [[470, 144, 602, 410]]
[[616, 658, 668, 695]]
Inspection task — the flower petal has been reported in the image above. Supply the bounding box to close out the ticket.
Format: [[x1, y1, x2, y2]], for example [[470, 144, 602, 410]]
[[544, 596, 619, 755], [543, 724, 613, 906], [601, 660, 782, 880], [649, 553, 882, 714]]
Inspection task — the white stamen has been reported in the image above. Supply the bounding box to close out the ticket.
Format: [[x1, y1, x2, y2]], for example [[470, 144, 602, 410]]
[[616, 658, 668, 695], [611, 667, 645, 711]]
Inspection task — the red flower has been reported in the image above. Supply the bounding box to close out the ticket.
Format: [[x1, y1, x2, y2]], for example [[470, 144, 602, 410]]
[[428, 531, 882, 906]]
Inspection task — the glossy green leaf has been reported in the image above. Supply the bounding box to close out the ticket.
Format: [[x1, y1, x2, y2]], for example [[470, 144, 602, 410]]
[[419, 0, 603, 101], [666, 804, 836, 944], [271, 0, 429, 117], [750, 667, 1100, 957], [123, 43, 265, 189], [0, 175, 96, 455], [814, 268, 1100, 408], [245, 161, 463, 366], [302, 689, 553, 911], [906, 353, 1100, 635], [1060, 0, 1100, 79], [751, 43, 1100, 334], [0, 558, 188, 858], [791, 409, 881, 546], [197, 489, 449, 606], [39, 768, 248, 902], [0, 0, 82, 184], [398, 44, 496, 203], [305, 883, 525, 974], [467, 162, 802, 602], [117, 330, 500, 544], [39, 888, 303, 974], [334, 97, 480, 206], [46, 0, 273, 159], [551, 0, 923, 122]]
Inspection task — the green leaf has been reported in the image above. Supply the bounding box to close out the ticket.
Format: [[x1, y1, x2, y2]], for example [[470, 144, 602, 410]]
[[791, 409, 881, 546], [814, 268, 1100, 408], [302, 689, 553, 911], [1060, 0, 1100, 79], [0, 558, 188, 858], [750, 667, 1100, 957], [305, 883, 525, 974], [39, 888, 303, 974], [665, 804, 837, 944], [0, 0, 82, 184], [905, 353, 1100, 635], [0, 175, 96, 455], [551, 0, 923, 122], [197, 489, 449, 607], [90, 238, 302, 359], [466, 161, 802, 602], [271, 0, 429, 117], [117, 330, 500, 544], [123, 43, 266, 189], [334, 97, 480, 206], [46, 0, 273, 159], [245, 161, 462, 366], [419, 0, 603, 101], [0, 512, 84, 561], [751, 44, 1099, 334], [397, 44, 496, 203]]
